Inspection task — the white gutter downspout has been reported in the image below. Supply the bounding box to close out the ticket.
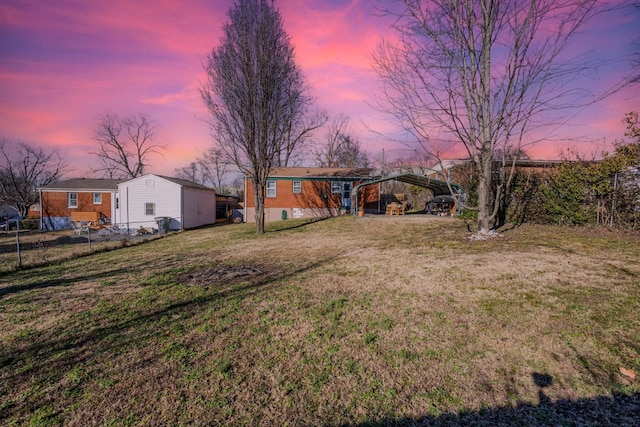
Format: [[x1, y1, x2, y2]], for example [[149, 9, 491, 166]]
[[243, 177, 247, 223], [126, 186, 130, 233], [181, 187, 185, 230], [38, 189, 43, 230], [111, 191, 117, 227]]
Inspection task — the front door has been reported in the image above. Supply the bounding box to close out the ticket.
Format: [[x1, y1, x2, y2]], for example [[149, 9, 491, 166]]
[[342, 182, 352, 210]]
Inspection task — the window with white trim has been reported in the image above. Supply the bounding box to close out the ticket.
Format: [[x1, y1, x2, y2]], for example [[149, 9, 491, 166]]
[[68, 192, 78, 208], [145, 202, 156, 216], [331, 181, 341, 194], [93, 193, 102, 204], [266, 180, 277, 198], [292, 180, 302, 194]]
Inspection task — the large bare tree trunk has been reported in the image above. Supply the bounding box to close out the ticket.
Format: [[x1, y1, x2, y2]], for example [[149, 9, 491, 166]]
[[253, 182, 265, 234], [476, 152, 494, 233]]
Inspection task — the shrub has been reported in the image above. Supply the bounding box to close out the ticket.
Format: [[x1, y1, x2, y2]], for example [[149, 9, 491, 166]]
[[21, 218, 39, 230]]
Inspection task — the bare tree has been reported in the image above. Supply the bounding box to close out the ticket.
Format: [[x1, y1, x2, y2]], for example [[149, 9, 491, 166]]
[[633, 2, 640, 84], [0, 139, 67, 217], [335, 135, 370, 168], [174, 162, 200, 184], [201, 0, 319, 233], [175, 147, 231, 194], [383, 154, 433, 175], [200, 147, 232, 193], [315, 114, 369, 168], [372, 0, 603, 233], [230, 176, 245, 201], [280, 108, 328, 167], [90, 113, 163, 179], [315, 114, 349, 168]]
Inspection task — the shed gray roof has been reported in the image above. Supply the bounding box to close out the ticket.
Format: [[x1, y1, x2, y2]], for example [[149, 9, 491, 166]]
[[40, 178, 121, 191], [151, 175, 215, 191]]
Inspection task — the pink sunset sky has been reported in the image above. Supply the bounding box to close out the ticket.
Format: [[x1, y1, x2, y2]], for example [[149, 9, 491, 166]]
[[0, 0, 638, 178]]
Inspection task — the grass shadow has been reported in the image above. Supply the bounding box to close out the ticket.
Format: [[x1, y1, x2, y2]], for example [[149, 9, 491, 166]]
[[0, 263, 154, 298], [266, 216, 334, 233], [345, 391, 640, 426]]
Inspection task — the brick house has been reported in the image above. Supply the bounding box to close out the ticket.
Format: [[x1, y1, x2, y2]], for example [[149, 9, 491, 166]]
[[39, 178, 120, 230], [243, 167, 379, 222]]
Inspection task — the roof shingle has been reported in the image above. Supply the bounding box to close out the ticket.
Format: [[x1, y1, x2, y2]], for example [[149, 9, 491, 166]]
[[40, 178, 121, 191], [266, 167, 374, 178]]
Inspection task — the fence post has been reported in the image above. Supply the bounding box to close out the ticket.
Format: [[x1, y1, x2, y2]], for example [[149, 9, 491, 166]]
[[15, 224, 21, 268], [610, 173, 617, 228], [87, 226, 92, 250]]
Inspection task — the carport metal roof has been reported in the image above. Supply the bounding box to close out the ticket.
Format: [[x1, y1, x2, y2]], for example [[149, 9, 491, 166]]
[[352, 173, 461, 197]]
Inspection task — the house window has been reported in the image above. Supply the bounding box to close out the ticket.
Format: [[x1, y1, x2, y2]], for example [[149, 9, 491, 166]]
[[93, 193, 102, 204], [145, 202, 156, 216], [331, 181, 341, 194], [266, 180, 277, 198], [68, 192, 78, 208], [292, 180, 302, 194]]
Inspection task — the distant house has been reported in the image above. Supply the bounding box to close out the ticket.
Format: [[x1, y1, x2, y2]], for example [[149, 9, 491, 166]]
[[215, 194, 241, 223], [39, 179, 120, 230], [243, 167, 379, 222], [115, 174, 216, 232]]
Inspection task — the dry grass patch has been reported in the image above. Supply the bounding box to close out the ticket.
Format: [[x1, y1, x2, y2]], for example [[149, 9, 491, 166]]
[[1, 217, 639, 426]]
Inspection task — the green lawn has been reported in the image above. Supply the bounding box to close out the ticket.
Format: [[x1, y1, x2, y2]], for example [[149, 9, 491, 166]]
[[1, 216, 639, 426]]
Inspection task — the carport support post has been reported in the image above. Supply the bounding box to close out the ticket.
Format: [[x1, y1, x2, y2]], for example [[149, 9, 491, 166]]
[[353, 190, 358, 216]]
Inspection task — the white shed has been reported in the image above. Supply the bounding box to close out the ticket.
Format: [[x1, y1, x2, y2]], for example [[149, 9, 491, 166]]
[[115, 174, 216, 233]]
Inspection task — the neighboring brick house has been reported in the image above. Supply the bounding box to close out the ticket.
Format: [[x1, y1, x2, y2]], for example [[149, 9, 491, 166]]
[[39, 178, 120, 230], [243, 167, 380, 223]]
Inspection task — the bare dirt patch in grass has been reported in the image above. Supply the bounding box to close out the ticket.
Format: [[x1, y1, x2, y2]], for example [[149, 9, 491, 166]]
[[1, 217, 639, 426], [179, 264, 266, 286]]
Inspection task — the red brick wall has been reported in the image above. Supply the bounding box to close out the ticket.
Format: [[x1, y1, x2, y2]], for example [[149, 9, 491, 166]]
[[360, 184, 380, 210], [41, 191, 113, 219], [245, 179, 379, 209]]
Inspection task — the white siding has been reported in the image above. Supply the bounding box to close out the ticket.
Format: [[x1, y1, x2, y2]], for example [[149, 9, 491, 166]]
[[182, 187, 216, 229], [115, 174, 216, 233], [116, 175, 182, 232]]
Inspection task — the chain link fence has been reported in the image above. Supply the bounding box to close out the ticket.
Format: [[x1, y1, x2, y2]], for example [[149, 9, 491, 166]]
[[0, 220, 166, 273]]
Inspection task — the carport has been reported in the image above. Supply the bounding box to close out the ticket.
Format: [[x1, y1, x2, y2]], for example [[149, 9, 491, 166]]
[[351, 173, 462, 215]]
